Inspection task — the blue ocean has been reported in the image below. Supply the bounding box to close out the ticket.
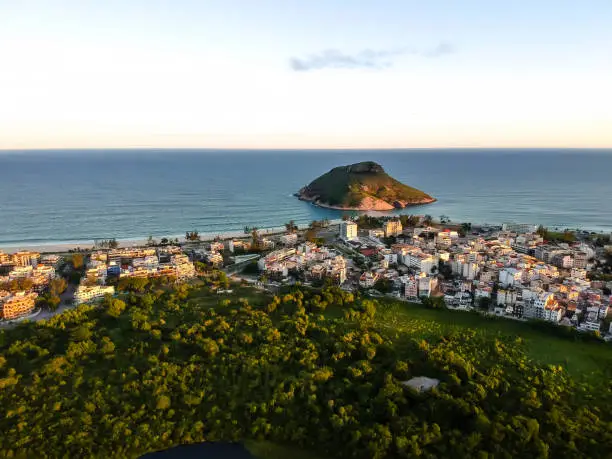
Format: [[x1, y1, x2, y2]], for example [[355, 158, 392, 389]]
[[0, 149, 611, 247]]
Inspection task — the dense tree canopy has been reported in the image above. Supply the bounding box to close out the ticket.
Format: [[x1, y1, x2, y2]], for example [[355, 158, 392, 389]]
[[0, 279, 610, 458]]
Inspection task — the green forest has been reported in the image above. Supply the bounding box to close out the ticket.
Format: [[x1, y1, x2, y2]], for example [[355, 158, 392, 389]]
[[1, 274, 611, 458]]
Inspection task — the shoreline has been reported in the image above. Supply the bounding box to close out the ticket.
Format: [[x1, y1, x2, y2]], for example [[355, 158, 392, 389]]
[[0, 213, 606, 254], [0, 222, 344, 254]]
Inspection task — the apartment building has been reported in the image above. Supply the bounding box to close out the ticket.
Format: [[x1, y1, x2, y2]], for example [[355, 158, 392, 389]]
[[1, 291, 38, 319], [8, 266, 34, 280], [170, 254, 196, 279], [418, 275, 437, 298], [436, 230, 458, 248], [10, 251, 40, 267], [40, 254, 62, 268], [359, 271, 379, 288], [499, 268, 523, 287], [280, 233, 298, 246], [340, 221, 358, 241], [578, 311, 601, 333], [108, 248, 156, 262], [523, 292, 561, 322], [402, 252, 435, 275], [400, 276, 418, 299], [501, 223, 537, 234], [462, 262, 480, 280], [383, 220, 403, 237], [75, 285, 115, 305], [258, 248, 296, 271], [573, 252, 588, 269], [207, 252, 224, 267], [209, 241, 225, 252], [497, 289, 518, 306], [228, 240, 251, 253], [308, 256, 347, 285]]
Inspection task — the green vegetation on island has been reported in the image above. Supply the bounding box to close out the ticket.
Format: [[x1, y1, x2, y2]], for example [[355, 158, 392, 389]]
[[0, 276, 611, 458], [297, 161, 435, 210]]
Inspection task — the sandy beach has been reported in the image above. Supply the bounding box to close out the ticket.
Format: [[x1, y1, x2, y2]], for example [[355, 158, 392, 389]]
[[0, 222, 344, 254]]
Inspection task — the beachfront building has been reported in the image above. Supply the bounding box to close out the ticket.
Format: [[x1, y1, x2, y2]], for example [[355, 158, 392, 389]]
[[502, 223, 537, 234], [75, 285, 115, 305], [108, 248, 156, 263], [1, 291, 38, 320], [340, 221, 358, 241], [10, 251, 40, 267], [280, 233, 298, 246], [0, 251, 9, 264], [228, 240, 251, 253], [368, 229, 385, 239], [383, 220, 403, 237]]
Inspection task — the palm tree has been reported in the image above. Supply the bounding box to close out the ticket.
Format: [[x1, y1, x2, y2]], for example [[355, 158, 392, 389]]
[[285, 220, 298, 233], [185, 231, 200, 241], [251, 228, 261, 251], [423, 215, 433, 226]]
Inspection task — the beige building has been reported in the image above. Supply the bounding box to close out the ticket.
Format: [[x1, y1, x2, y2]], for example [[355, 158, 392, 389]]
[[11, 251, 40, 267], [341, 221, 358, 241], [383, 220, 403, 237], [1, 291, 38, 319]]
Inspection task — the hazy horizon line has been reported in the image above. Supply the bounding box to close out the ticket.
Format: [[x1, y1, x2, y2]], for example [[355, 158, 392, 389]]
[[2, 147, 612, 154]]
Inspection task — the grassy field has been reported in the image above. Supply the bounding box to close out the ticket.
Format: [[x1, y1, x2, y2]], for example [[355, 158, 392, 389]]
[[371, 299, 612, 383]]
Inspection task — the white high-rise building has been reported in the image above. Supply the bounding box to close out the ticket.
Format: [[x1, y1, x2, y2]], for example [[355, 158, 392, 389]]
[[340, 221, 358, 241]]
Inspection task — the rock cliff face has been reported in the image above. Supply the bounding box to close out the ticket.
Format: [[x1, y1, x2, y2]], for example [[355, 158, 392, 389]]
[[297, 161, 435, 211]]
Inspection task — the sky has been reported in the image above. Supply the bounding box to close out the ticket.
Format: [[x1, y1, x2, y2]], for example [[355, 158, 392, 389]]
[[1, 0, 611, 149]]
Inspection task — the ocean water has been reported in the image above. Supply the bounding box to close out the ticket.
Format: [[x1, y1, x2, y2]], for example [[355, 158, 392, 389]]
[[0, 149, 611, 246]]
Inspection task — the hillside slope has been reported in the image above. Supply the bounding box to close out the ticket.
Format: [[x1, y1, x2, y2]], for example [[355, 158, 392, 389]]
[[297, 161, 435, 210]]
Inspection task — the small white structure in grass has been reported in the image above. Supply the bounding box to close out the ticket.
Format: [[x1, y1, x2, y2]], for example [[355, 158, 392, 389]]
[[402, 377, 440, 392]]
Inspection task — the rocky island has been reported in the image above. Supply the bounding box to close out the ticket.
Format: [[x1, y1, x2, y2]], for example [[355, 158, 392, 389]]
[[297, 161, 435, 211]]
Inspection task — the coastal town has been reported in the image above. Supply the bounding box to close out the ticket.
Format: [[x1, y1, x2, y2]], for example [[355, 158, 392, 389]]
[[1, 216, 612, 340]]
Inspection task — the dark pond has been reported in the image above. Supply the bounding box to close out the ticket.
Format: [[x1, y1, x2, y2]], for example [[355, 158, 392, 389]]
[[140, 443, 255, 458]]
